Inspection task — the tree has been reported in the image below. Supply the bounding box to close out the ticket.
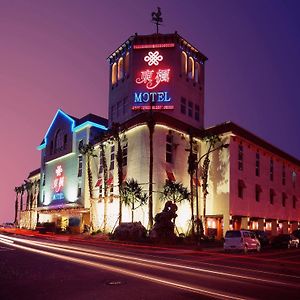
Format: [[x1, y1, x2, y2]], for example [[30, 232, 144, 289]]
[[161, 180, 190, 204], [19, 184, 25, 212], [122, 178, 148, 222], [201, 134, 222, 234], [110, 122, 127, 225], [79, 142, 97, 199], [187, 131, 197, 236], [99, 141, 109, 231], [14, 186, 21, 224], [24, 180, 33, 211], [147, 115, 155, 228]]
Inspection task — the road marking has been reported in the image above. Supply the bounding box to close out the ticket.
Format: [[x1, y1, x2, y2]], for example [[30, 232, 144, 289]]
[[0, 237, 249, 300], [1, 234, 300, 288]]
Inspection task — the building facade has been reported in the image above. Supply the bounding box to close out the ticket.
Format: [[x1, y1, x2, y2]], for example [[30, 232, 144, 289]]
[[17, 32, 300, 238]]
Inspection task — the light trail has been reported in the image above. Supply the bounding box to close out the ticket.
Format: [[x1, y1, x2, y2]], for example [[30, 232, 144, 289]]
[[1, 234, 299, 288], [0, 235, 249, 300]]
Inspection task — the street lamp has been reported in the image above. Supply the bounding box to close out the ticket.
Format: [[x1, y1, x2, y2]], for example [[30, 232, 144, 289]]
[[195, 142, 229, 241]]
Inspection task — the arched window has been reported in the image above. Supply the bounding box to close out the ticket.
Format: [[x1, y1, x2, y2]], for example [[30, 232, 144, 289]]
[[111, 63, 117, 85], [195, 62, 200, 83], [118, 57, 124, 80], [181, 51, 187, 75], [54, 129, 64, 152], [125, 52, 130, 75], [188, 57, 194, 79]]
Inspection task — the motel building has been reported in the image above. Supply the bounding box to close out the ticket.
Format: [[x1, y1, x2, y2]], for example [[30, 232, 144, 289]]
[[18, 31, 300, 239]]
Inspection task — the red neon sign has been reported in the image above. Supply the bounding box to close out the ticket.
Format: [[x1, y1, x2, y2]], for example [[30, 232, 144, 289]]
[[53, 165, 64, 193], [136, 69, 170, 90]]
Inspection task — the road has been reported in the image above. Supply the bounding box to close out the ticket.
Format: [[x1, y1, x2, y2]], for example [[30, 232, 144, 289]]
[[0, 233, 300, 300]]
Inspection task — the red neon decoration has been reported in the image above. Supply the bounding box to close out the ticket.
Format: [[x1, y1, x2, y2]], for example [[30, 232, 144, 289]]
[[133, 43, 175, 49], [136, 69, 170, 90], [53, 165, 64, 193]]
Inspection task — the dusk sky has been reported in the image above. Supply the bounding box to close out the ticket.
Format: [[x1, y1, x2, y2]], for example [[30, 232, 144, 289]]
[[1, 0, 299, 223]]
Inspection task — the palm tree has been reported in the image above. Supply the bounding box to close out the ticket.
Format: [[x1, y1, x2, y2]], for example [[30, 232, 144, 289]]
[[147, 115, 155, 229], [122, 178, 148, 222], [201, 134, 221, 233], [187, 132, 197, 235], [14, 186, 20, 225], [19, 184, 25, 212], [79, 142, 97, 199], [99, 142, 108, 231], [24, 180, 33, 211], [161, 180, 190, 204], [110, 122, 126, 225]]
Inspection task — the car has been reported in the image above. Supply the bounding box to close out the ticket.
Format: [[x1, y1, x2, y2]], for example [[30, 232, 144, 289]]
[[271, 234, 299, 249], [292, 229, 300, 240], [0, 222, 15, 228], [224, 230, 261, 253], [250, 230, 270, 247]]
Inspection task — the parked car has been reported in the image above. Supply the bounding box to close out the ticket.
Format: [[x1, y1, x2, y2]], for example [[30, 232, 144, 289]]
[[0, 222, 15, 228], [250, 230, 270, 247], [271, 234, 299, 249], [292, 229, 300, 240], [224, 230, 261, 253]]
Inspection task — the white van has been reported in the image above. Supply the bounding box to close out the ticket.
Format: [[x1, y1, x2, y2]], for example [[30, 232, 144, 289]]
[[224, 230, 261, 253]]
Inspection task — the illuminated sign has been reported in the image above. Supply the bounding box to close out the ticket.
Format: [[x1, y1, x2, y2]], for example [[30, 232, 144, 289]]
[[133, 43, 175, 49], [133, 49, 173, 111], [52, 165, 65, 200]]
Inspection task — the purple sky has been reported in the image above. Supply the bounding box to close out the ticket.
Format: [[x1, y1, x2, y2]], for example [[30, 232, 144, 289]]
[[1, 0, 299, 223]]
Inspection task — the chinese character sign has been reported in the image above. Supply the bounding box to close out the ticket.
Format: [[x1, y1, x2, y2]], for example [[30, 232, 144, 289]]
[[133, 49, 173, 110]]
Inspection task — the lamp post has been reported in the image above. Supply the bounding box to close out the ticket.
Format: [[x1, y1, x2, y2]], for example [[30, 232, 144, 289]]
[[195, 142, 229, 241]]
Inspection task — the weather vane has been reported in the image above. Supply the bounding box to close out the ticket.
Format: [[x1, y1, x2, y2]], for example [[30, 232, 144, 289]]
[[152, 7, 163, 34]]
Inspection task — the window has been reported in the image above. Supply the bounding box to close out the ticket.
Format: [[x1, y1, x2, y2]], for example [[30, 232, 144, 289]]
[[270, 159, 274, 181], [50, 141, 54, 155], [111, 62, 117, 85], [195, 62, 200, 83], [78, 156, 83, 177], [188, 57, 194, 79], [255, 152, 260, 176], [63, 134, 67, 149], [270, 189, 275, 205], [122, 97, 128, 114], [109, 185, 114, 203], [125, 52, 130, 75], [99, 152, 103, 175], [282, 164, 286, 185], [188, 101, 193, 117], [238, 144, 243, 171], [238, 179, 246, 199], [181, 51, 187, 75], [292, 171, 297, 188], [110, 105, 116, 122], [54, 129, 64, 152], [255, 184, 262, 202], [282, 192, 287, 207], [180, 97, 186, 114], [117, 57, 124, 80], [122, 143, 128, 167], [166, 133, 173, 164], [195, 104, 200, 121], [110, 145, 115, 170], [77, 184, 82, 198], [293, 196, 297, 209]]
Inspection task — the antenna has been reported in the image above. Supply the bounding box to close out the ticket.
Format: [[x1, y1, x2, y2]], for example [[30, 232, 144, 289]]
[[151, 7, 163, 34]]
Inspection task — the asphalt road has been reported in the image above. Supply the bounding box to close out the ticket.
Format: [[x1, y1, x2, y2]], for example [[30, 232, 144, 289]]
[[0, 234, 299, 300]]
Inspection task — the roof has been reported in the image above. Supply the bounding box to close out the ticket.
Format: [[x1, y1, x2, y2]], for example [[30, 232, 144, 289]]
[[107, 32, 208, 63], [38, 109, 108, 150], [114, 112, 300, 167], [28, 168, 40, 179], [203, 121, 300, 166]]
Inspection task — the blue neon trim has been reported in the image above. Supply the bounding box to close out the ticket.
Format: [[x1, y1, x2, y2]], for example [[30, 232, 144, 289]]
[[37, 109, 75, 151], [73, 121, 108, 132]]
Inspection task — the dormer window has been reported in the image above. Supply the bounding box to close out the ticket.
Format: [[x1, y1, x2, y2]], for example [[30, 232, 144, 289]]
[[54, 129, 64, 153]]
